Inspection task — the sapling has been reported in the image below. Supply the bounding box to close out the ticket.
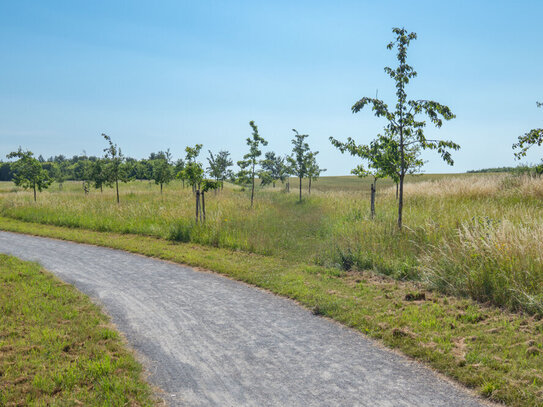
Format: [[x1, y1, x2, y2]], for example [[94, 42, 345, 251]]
[[6, 148, 52, 201], [332, 28, 458, 228]]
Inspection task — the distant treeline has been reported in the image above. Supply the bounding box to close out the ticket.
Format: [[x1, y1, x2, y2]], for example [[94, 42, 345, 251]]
[[0, 152, 174, 182], [467, 164, 543, 175]]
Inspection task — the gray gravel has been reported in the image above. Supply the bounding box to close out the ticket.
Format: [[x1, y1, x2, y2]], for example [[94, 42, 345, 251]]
[[0, 231, 491, 407]]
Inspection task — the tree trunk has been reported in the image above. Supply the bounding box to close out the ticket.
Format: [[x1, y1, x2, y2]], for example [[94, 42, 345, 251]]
[[115, 178, 119, 204], [309, 178, 312, 195], [395, 182, 398, 200], [397, 75, 405, 229], [202, 191, 206, 222], [370, 181, 376, 219], [299, 176, 302, 202], [160, 183, 163, 194], [398, 174, 405, 229], [33, 184, 37, 202], [250, 163, 255, 207], [195, 190, 200, 223], [100, 185, 103, 193]]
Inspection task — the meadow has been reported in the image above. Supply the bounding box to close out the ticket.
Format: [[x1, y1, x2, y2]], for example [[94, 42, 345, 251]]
[[3, 173, 543, 405], [1, 172, 543, 315]]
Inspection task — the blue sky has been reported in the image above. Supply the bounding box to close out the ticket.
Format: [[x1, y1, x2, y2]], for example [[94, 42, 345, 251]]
[[1, 0, 542, 174]]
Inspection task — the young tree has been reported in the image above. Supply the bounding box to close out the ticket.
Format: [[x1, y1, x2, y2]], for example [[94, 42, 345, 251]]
[[185, 144, 202, 163], [151, 149, 174, 194], [179, 144, 203, 193], [237, 121, 268, 207], [331, 135, 407, 218], [180, 158, 205, 221], [43, 161, 68, 190], [174, 159, 186, 188], [102, 133, 129, 204], [90, 159, 108, 192], [513, 101, 543, 173], [71, 158, 93, 194], [287, 129, 312, 202], [261, 151, 286, 188], [306, 152, 326, 195], [6, 148, 52, 201], [335, 27, 458, 229], [207, 150, 233, 189]]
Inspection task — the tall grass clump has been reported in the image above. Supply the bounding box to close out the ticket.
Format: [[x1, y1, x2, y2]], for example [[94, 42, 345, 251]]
[[420, 217, 543, 314]]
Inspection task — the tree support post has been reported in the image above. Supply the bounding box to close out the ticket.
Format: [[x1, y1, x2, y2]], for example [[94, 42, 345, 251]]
[[370, 182, 376, 219], [195, 190, 200, 223]]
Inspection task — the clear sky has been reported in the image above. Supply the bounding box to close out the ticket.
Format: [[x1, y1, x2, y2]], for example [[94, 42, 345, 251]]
[[1, 0, 542, 175]]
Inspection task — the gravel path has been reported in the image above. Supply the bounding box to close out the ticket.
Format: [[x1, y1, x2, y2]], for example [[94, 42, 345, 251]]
[[0, 231, 490, 407]]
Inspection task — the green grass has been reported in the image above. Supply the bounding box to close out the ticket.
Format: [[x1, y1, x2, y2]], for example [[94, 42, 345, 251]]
[[0, 254, 157, 406], [1, 217, 543, 406]]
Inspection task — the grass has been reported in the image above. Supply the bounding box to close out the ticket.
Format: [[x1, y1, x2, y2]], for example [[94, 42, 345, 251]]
[[1, 173, 543, 314], [0, 254, 157, 406], [2, 173, 543, 405], [1, 217, 543, 406]]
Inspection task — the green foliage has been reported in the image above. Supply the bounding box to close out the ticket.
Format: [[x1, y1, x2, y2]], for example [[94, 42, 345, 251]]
[[177, 145, 204, 189], [306, 152, 326, 183], [287, 129, 310, 180], [179, 159, 204, 189], [102, 134, 132, 203], [207, 150, 233, 184], [201, 179, 220, 192], [6, 148, 52, 200], [90, 159, 108, 191], [513, 102, 543, 166], [150, 149, 174, 193], [260, 151, 288, 187], [287, 129, 319, 200], [331, 135, 407, 182], [236, 121, 268, 206], [185, 144, 202, 163]]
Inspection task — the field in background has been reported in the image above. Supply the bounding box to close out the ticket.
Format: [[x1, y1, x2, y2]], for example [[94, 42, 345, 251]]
[[1, 173, 543, 315]]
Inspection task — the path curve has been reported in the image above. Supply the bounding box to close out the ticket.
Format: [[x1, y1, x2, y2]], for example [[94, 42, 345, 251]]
[[0, 231, 490, 407]]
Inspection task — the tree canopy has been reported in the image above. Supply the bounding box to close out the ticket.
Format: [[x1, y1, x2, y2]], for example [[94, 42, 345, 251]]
[[6, 148, 52, 201]]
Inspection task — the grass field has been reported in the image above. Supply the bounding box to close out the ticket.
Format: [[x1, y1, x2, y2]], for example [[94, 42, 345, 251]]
[[1, 173, 542, 314], [0, 254, 156, 406], [2, 173, 543, 405]]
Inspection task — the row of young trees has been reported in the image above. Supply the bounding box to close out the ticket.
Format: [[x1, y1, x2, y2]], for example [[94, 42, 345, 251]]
[[5, 28, 542, 228], [5, 124, 325, 209]]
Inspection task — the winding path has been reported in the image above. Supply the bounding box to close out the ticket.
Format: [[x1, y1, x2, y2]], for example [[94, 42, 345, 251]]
[[0, 231, 490, 407]]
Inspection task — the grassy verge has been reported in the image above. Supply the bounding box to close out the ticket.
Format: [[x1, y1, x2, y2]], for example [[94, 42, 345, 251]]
[[0, 253, 157, 406], [1, 217, 542, 406]]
